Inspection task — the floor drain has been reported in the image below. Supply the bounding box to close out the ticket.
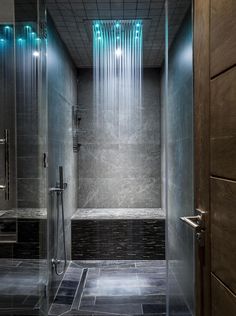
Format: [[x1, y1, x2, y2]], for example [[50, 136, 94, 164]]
[[71, 268, 88, 311]]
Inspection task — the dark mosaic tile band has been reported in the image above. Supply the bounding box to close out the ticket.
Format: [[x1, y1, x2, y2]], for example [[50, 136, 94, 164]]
[[72, 219, 165, 260], [0, 219, 46, 259]]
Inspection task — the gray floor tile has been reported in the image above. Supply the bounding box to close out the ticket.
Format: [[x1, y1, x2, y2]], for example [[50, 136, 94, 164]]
[[80, 295, 96, 307], [83, 286, 140, 296], [49, 260, 188, 315], [95, 294, 166, 305], [79, 303, 143, 315], [49, 303, 71, 315]]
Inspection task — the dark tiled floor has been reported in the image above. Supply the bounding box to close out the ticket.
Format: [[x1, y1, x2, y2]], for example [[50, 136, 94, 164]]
[[0, 259, 192, 316], [0, 259, 47, 315], [50, 260, 171, 315]]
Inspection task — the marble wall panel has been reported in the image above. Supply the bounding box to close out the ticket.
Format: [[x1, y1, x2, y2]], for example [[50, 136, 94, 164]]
[[77, 68, 161, 208]]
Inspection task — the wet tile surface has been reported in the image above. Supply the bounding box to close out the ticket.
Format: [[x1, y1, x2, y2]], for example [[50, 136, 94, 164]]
[[49, 260, 193, 316], [50, 260, 168, 315], [0, 259, 47, 314]]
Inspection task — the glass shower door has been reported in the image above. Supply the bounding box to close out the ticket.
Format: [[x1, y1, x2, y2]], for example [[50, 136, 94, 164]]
[[0, 0, 48, 315], [165, 0, 195, 315], [0, 1, 18, 312]]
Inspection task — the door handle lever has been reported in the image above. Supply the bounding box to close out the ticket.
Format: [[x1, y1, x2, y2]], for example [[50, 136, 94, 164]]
[[180, 210, 206, 247], [180, 215, 201, 229], [180, 209, 206, 230]]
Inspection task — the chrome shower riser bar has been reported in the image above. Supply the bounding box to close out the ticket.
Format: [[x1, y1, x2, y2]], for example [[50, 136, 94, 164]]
[[50, 166, 67, 276]]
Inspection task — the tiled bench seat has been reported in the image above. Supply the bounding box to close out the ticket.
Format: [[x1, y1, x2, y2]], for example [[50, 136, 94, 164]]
[[71, 208, 165, 260]]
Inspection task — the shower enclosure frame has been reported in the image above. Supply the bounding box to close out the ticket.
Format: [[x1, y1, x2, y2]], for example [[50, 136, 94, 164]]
[[164, 0, 209, 315]]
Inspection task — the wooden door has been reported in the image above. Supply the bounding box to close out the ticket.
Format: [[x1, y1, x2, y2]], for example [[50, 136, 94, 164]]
[[194, 0, 236, 315]]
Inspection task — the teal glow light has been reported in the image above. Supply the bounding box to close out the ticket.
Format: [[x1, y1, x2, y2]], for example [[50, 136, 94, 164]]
[[31, 32, 36, 36], [95, 23, 99, 28], [36, 37, 41, 41], [136, 23, 140, 27], [25, 25, 31, 29], [0, 38, 5, 42], [93, 19, 143, 134], [98, 36, 101, 40], [97, 31, 100, 35], [4, 26, 10, 30]]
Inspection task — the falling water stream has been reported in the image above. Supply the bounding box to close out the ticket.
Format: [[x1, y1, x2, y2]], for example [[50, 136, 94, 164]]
[[93, 20, 143, 140]]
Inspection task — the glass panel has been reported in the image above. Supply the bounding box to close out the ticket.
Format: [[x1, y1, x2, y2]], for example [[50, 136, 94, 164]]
[[0, 0, 18, 312], [0, 0, 48, 314], [47, 13, 78, 308], [165, 0, 194, 315]]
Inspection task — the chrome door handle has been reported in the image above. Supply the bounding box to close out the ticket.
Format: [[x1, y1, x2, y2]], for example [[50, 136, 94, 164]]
[[180, 209, 206, 230], [180, 209, 206, 247], [0, 129, 10, 200], [180, 215, 201, 229]]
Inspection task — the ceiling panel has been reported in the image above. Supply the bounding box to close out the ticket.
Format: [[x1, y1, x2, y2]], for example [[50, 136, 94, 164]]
[[47, 0, 190, 68]]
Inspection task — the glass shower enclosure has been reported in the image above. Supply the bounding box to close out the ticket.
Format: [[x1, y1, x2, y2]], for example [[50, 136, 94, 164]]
[[0, 0, 48, 315], [0, 0, 196, 315], [165, 0, 195, 315]]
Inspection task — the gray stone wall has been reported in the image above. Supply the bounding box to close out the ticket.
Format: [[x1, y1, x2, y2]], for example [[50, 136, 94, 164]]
[[77, 68, 161, 208]]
